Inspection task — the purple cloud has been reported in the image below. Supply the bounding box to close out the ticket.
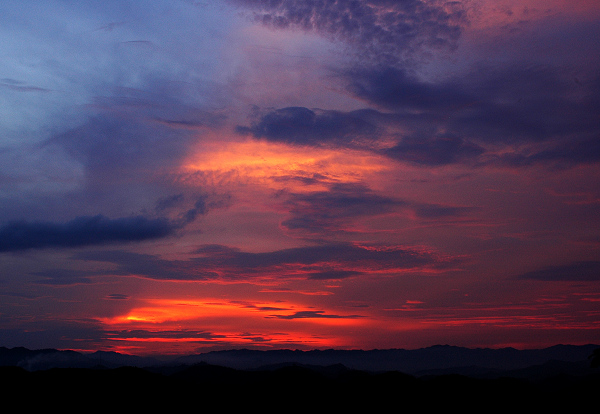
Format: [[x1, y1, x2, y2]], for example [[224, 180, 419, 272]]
[[0, 215, 175, 252], [518, 261, 600, 282], [231, 0, 464, 62]]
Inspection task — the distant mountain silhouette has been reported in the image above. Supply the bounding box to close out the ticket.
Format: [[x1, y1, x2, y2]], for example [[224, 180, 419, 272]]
[[171, 344, 600, 375], [0, 346, 159, 370], [2, 345, 599, 410], [2, 344, 599, 379]]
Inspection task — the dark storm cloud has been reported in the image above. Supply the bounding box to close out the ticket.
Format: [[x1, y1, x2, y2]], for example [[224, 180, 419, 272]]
[[0, 215, 175, 252], [231, 0, 464, 62], [236, 107, 378, 146], [518, 261, 600, 281]]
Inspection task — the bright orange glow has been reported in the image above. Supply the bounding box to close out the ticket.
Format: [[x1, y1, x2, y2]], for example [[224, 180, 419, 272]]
[[98, 298, 366, 353], [103, 300, 251, 324], [103, 298, 364, 325], [180, 137, 391, 192]]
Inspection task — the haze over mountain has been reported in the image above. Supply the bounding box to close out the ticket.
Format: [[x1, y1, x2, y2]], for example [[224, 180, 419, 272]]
[[2, 344, 599, 379]]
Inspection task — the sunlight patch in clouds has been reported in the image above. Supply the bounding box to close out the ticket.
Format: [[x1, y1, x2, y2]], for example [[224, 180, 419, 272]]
[[180, 137, 391, 192], [98, 297, 365, 353]]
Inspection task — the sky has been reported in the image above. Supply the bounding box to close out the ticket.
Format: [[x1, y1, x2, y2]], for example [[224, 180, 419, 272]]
[[1, 0, 599, 355]]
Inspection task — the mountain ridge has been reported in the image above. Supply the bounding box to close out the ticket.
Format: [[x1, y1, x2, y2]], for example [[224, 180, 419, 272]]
[[1, 344, 598, 378]]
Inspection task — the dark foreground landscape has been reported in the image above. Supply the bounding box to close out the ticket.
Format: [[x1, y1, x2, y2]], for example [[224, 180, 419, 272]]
[[3, 345, 599, 410]]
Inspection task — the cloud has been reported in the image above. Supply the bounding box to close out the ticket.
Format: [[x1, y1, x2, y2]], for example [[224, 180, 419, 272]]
[[224, 243, 436, 272], [105, 329, 224, 340], [499, 136, 600, 168], [32, 269, 95, 286], [74, 250, 220, 281], [344, 64, 600, 166], [346, 66, 472, 112], [179, 197, 208, 225], [1, 0, 232, 147], [0, 214, 185, 253], [307, 270, 363, 280], [230, 0, 465, 62], [344, 65, 579, 140], [447, 67, 600, 145], [270, 310, 363, 319], [106, 294, 130, 300], [279, 182, 475, 233], [230, 300, 290, 312], [155, 194, 186, 213], [236, 107, 378, 147], [517, 261, 600, 281], [237, 105, 488, 166], [0, 79, 51, 93], [413, 203, 476, 219], [0, 1, 233, 226], [51, 106, 218, 180], [384, 134, 484, 166], [63, 241, 447, 282], [237, 65, 600, 168], [280, 182, 403, 234]]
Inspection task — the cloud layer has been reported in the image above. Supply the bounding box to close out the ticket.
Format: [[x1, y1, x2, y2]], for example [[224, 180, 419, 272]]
[[1, 0, 599, 353], [231, 0, 465, 62]]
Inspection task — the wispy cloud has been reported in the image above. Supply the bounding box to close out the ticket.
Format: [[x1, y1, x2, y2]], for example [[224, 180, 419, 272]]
[[270, 310, 364, 319], [60, 241, 448, 282], [230, 0, 465, 62], [518, 261, 600, 281]]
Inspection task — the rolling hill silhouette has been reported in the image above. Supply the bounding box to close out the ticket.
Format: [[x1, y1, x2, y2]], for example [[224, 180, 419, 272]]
[[1, 344, 598, 409]]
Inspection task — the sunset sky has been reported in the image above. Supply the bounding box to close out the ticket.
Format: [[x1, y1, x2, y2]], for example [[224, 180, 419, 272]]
[[1, 0, 599, 355]]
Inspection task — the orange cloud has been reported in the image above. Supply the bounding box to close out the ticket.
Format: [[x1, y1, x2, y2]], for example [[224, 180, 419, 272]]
[[98, 297, 366, 354], [180, 136, 391, 193]]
